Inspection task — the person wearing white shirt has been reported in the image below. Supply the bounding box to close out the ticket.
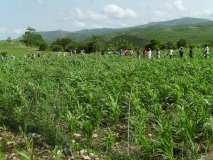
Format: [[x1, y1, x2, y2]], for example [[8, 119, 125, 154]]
[[147, 48, 152, 59], [169, 49, 174, 59], [156, 48, 161, 59], [204, 45, 210, 58]]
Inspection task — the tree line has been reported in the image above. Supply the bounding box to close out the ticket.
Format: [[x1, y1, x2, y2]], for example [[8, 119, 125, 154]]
[[19, 27, 209, 53], [20, 27, 101, 53]]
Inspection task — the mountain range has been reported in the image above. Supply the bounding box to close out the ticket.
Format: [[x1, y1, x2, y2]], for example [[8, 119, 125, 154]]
[[39, 17, 213, 46]]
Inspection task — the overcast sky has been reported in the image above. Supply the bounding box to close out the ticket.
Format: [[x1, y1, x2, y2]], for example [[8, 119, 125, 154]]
[[1, 0, 213, 39]]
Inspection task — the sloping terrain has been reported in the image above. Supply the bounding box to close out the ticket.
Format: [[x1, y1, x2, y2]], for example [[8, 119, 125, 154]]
[[38, 17, 213, 46]]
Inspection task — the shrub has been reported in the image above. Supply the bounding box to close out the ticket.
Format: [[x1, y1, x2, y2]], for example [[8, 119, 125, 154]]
[[0, 51, 8, 57], [39, 42, 48, 51]]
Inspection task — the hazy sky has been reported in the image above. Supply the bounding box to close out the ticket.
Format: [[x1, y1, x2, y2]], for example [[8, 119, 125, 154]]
[[1, 0, 213, 39]]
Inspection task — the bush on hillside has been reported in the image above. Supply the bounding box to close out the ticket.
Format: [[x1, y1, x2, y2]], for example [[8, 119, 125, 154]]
[[39, 42, 48, 51], [50, 44, 63, 52]]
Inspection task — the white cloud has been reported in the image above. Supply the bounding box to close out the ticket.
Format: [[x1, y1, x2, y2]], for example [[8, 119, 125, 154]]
[[87, 10, 107, 21], [13, 28, 25, 34], [73, 20, 86, 28], [195, 9, 213, 18], [61, 4, 137, 21], [58, 4, 137, 30], [74, 8, 85, 20], [174, 0, 185, 11], [59, 4, 137, 31], [104, 4, 137, 19], [62, 8, 107, 22]]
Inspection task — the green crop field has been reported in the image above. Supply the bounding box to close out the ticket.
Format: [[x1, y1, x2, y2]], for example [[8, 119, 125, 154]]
[[0, 46, 213, 159], [0, 41, 38, 57]]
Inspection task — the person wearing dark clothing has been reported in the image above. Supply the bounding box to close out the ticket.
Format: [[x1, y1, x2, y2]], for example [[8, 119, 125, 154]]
[[189, 47, 193, 58], [179, 47, 184, 58]]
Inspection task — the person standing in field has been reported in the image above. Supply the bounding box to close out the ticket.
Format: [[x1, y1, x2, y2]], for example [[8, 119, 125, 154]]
[[136, 48, 141, 59], [169, 49, 174, 59], [143, 48, 147, 58], [81, 49, 85, 55], [156, 48, 161, 59], [189, 46, 193, 58], [124, 48, 129, 56], [147, 48, 152, 59], [129, 49, 134, 56], [179, 47, 184, 58], [74, 49, 77, 54], [204, 45, 210, 58]]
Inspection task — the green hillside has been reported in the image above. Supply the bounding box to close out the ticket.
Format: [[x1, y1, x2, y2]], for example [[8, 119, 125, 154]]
[[124, 22, 213, 45], [39, 28, 125, 42], [0, 41, 37, 57], [38, 17, 213, 46]]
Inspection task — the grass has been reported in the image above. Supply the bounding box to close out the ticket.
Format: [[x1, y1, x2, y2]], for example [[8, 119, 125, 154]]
[[0, 50, 213, 159], [0, 41, 213, 159], [0, 41, 38, 57]]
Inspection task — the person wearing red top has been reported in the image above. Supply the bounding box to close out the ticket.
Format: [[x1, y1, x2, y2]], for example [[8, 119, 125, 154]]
[[143, 48, 148, 58], [124, 48, 129, 56]]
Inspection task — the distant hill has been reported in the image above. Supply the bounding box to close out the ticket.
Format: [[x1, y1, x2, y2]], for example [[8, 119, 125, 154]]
[[138, 17, 211, 28], [105, 34, 149, 49], [38, 17, 213, 46], [39, 30, 71, 42], [39, 28, 124, 42]]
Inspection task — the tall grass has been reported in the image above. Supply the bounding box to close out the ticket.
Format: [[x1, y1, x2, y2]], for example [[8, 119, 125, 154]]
[[0, 54, 212, 159]]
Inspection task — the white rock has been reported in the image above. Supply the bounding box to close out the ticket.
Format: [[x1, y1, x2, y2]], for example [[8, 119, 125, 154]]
[[92, 134, 98, 138], [82, 155, 91, 160], [73, 133, 81, 138], [80, 149, 87, 155], [89, 153, 95, 157]]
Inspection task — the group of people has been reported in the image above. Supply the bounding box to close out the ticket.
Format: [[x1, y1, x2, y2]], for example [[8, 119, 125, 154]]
[[142, 45, 210, 59]]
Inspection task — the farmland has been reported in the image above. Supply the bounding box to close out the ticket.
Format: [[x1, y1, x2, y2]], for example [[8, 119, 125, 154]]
[[0, 42, 213, 159], [0, 41, 37, 57]]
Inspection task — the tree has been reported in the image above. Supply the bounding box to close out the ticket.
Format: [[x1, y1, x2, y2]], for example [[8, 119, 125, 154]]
[[163, 41, 175, 49], [21, 27, 46, 47], [0, 51, 8, 57], [26, 26, 36, 32], [51, 38, 73, 51], [7, 37, 12, 42], [106, 35, 139, 51], [84, 41, 96, 53], [65, 41, 79, 52], [177, 39, 187, 48], [145, 40, 161, 50], [51, 44, 63, 52], [84, 36, 103, 53], [39, 42, 48, 51], [22, 27, 36, 46]]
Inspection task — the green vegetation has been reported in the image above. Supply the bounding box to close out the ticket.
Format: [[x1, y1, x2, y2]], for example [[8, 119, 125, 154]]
[[38, 17, 213, 48], [0, 51, 213, 159], [21, 27, 47, 51], [177, 39, 187, 48], [1, 17, 213, 159], [49, 36, 103, 53], [0, 41, 37, 57], [106, 35, 148, 50], [33, 18, 213, 53], [8, 18, 213, 53]]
